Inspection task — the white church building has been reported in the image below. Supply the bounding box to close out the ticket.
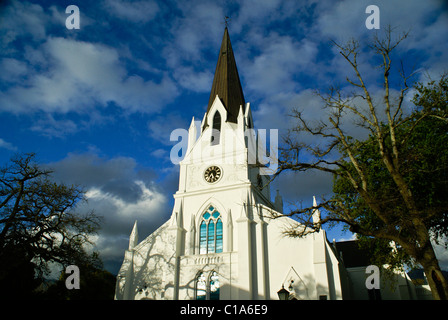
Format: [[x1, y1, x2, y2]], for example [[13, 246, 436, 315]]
[[114, 27, 417, 300]]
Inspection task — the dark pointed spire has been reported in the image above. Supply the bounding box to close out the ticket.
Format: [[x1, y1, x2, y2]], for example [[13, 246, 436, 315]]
[[206, 27, 245, 124]]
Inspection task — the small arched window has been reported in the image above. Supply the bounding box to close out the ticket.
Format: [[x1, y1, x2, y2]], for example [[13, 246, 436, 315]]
[[199, 206, 223, 254], [211, 111, 221, 145], [195, 271, 220, 300]]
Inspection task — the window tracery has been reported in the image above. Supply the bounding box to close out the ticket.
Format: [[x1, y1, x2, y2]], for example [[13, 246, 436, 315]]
[[199, 206, 223, 254]]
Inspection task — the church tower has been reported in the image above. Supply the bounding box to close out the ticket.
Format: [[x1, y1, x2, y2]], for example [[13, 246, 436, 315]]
[[115, 27, 344, 301], [172, 25, 277, 300]]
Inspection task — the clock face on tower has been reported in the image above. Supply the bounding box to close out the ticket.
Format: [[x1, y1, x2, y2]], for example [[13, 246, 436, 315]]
[[204, 166, 222, 183]]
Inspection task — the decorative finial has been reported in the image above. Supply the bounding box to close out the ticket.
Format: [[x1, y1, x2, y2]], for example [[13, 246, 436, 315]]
[[224, 16, 230, 28]]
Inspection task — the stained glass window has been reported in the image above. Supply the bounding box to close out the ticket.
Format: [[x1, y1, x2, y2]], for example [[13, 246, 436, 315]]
[[216, 219, 223, 253], [199, 206, 223, 254], [208, 221, 215, 253], [200, 221, 207, 254]]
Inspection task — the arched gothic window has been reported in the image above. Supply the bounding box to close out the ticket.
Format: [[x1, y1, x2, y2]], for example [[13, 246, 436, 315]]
[[199, 206, 223, 254], [196, 272, 207, 300], [211, 111, 221, 145], [195, 271, 220, 300]]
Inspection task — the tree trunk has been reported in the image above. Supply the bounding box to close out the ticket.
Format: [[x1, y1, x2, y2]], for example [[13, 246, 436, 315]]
[[419, 245, 448, 300]]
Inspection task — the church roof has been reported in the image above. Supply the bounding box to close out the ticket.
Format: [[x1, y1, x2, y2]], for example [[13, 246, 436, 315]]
[[206, 27, 245, 124]]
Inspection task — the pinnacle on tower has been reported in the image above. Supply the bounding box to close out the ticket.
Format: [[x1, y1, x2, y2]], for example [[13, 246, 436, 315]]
[[128, 220, 138, 250], [312, 196, 321, 225]]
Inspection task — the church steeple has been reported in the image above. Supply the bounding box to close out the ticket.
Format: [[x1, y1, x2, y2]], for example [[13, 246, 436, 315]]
[[206, 27, 245, 124]]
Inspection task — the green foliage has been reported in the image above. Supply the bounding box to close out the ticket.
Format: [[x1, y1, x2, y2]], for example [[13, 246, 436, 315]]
[[412, 75, 448, 118], [332, 75, 448, 270]]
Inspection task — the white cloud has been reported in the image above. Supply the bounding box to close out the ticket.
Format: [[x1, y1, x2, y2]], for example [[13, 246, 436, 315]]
[[0, 1, 48, 52], [243, 34, 316, 96], [46, 152, 171, 273], [0, 58, 28, 83], [47, 153, 163, 208], [79, 181, 169, 273], [273, 169, 334, 205], [0, 37, 178, 116], [314, 0, 367, 42], [86, 180, 166, 218], [172, 1, 223, 56], [0, 138, 17, 151], [173, 66, 214, 93], [336, 234, 358, 242], [30, 114, 79, 138], [313, 0, 448, 83], [150, 148, 168, 159], [161, 0, 224, 82], [103, 0, 160, 23], [147, 112, 189, 145]]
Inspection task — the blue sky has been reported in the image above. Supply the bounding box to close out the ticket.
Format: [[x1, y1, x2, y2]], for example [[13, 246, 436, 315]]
[[1, 0, 447, 275]]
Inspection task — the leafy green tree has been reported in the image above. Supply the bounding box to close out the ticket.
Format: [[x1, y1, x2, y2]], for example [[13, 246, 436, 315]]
[[0, 153, 102, 298], [273, 28, 448, 299]]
